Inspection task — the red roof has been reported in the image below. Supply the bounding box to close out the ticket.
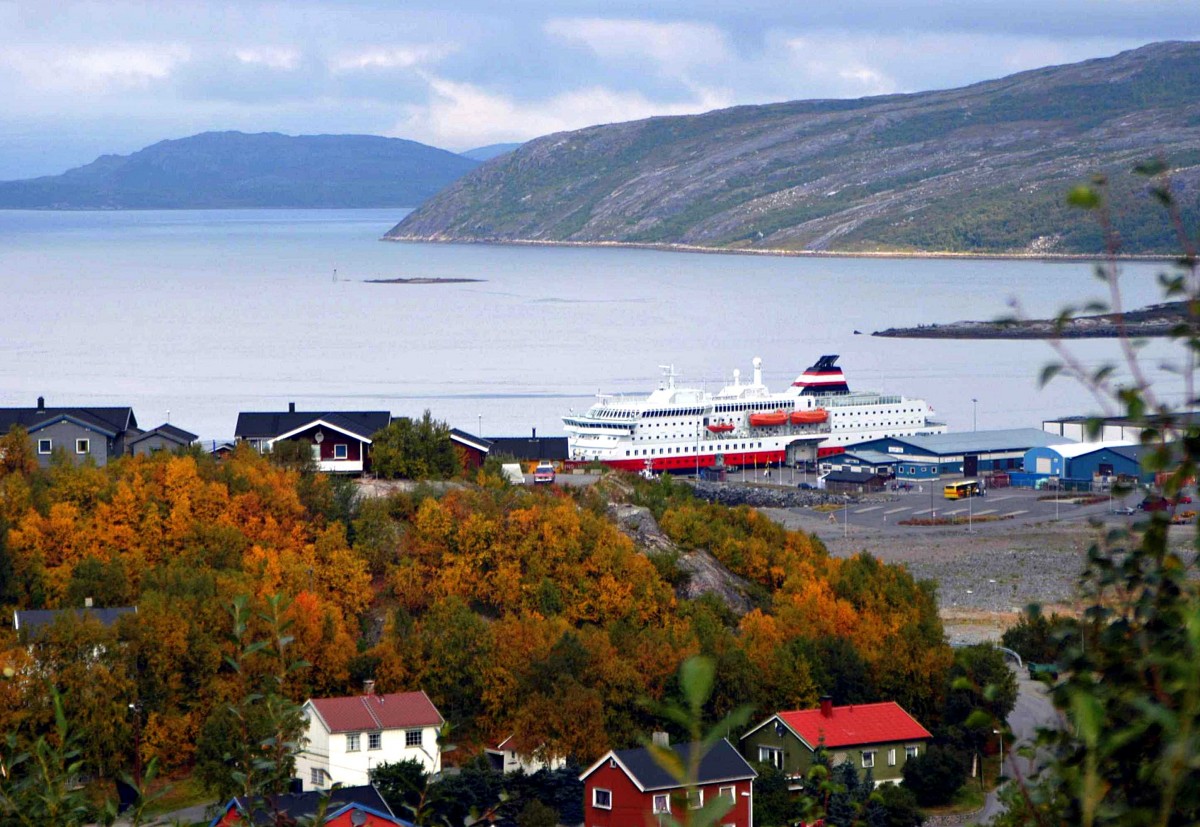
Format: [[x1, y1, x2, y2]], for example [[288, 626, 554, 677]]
[[308, 692, 443, 733], [778, 702, 931, 748]]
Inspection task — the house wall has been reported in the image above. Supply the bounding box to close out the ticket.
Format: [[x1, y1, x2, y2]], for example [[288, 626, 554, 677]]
[[215, 805, 400, 826], [130, 434, 186, 457], [1067, 449, 1147, 483], [299, 713, 440, 792], [29, 421, 111, 468], [583, 764, 752, 827], [742, 727, 925, 786]]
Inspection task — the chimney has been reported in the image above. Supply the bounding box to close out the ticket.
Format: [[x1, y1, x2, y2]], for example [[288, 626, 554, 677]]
[[36, 396, 45, 412], [820, 695, 833, 718], [532, 427, 537, 439], [651, 731, 670, 748], [84, 597, 93, 608], [288, 401, 296, 413], [363, 679, 376, 696]]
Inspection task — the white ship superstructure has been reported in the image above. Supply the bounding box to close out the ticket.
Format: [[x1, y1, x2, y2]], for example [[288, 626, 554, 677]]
[[563, 355, 946, 472]]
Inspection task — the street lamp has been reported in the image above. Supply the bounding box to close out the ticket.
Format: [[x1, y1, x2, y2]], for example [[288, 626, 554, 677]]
[[993, 728, 1004, 779]]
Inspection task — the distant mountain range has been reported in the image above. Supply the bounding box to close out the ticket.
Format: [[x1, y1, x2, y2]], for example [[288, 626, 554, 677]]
[[460, 143, 523, 162], [0, 132, 480, 209], [387, 41, 1200, 255]]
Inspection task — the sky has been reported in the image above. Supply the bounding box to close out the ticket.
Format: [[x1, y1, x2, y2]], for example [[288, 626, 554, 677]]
[[1, 1, 1199, 179]]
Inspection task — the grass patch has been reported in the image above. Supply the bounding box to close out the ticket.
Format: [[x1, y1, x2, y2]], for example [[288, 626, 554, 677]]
[[900, 514, 1014, 526], [1036, 494, 1106, 505], [142, 773, 213, 820]]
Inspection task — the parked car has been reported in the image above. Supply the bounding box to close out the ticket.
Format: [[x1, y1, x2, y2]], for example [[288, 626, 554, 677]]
[[533, 461, 556, 484], [1111, 505, 1137, 516], [1139, 494, 1194, 512]]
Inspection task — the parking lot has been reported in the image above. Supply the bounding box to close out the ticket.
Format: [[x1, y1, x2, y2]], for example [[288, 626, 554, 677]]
[[789, 485, 1154, 536]]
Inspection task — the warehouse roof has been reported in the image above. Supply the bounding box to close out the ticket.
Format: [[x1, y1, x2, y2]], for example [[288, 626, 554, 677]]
[[839, 449, 899, 466], [864, 429, 1070, 456], [1041, 440, 1136, 459]]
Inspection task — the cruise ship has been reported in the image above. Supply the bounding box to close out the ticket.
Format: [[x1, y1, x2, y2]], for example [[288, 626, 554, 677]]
[[563, 355, 946, 473]]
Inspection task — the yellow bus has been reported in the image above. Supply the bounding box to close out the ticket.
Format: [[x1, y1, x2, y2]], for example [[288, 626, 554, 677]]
[[944, 480, 982, 500]]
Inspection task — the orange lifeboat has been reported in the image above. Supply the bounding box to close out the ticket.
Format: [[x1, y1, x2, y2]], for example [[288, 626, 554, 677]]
[[707, 423, 735, 433], [790, 408, 828, 425], [748, 410, 788, 427]]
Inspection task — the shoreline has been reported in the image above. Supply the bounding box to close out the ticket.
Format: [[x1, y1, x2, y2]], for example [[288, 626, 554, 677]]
[[381, 233, 1180, 263]]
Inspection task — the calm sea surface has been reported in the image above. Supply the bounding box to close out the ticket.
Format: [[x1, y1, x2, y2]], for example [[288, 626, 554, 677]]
[[0, 208, 1186, 443]]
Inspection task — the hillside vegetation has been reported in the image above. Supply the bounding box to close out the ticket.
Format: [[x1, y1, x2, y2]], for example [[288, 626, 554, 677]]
[[388, 41, 1200, 255], [0, 131, 479, 209]]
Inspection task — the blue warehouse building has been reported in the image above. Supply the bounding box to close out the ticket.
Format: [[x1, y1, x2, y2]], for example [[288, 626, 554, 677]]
[[1023, 442, 1152, 485], [848, 429, 1069, 481]]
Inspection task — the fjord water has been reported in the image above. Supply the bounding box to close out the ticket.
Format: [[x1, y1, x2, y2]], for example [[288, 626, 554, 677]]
[[0, 208, 1183, 442]]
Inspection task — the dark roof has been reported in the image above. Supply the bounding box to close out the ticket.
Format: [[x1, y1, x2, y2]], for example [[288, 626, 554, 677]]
[[128, 423, 198, 446], [308, 691, 443, 733], [234, 410, 391, 440], [0, 405, 137, 436], [1109, 445, 1151, 463], [823, 470, 881, 484], [585, 739, 756, 791], [218, 785, 405, 827], [450, 428, 492, 452], [487, 436, 569, 461], [14, 606, 138, 635]]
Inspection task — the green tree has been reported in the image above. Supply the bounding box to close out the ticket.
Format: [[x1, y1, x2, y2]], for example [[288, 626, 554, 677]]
[[372, 411, 462, 480], [901, 744, 968, 807]]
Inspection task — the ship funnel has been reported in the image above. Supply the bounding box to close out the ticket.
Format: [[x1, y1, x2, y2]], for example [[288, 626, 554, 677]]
[[733, 368, 741, 387], [753, 357, 763, 387]]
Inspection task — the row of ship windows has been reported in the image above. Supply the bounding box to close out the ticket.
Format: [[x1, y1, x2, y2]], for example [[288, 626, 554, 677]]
[[628, 443, 764, 456], [832, 420, 917, 429]]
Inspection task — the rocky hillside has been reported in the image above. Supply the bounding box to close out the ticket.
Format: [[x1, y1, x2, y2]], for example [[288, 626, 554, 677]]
[[387, 41, 1200, 255], [0, 131, 479, 209]]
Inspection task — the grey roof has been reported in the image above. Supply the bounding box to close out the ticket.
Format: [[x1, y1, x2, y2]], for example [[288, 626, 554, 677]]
[[0, 405, 137, 437], [14, 606, 138, 635], [605, 739, 756, 791], [128, 423, 198, 445], [450, 428, 492, 452], [824, 469, 882, 484], [487, 436, 569, 461], [234, 410, 391, 440], [838, 449, 899, 466], [220, 785, 403, 827], [861, 428, 1070, 456]]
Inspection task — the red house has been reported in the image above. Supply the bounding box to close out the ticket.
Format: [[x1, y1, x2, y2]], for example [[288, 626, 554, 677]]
[[580, 738, 757, 827]]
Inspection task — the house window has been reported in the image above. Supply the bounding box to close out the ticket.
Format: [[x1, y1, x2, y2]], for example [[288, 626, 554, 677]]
[[347, 733, 360, 752], [759, 746, 784, 769], [368, 731, 382, 750], [593, 789, 612, 810], [311, 767, 323, 785], [652, 794, 670, 814], [75, 438, 90, 454], [888, 748, 896, 766], [334, 443, 348, 460], [719, 786, 735, 800], [687, 789, 703, 809], [906, 746, 919, 760], [311, 444, 321, 461], [38, 438, 52, 454], [862, 750, 876, 768], [406, 729, 422, 747]]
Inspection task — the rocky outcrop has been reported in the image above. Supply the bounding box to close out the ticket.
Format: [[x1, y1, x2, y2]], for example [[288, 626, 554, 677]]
[[686, 480, 888, 509], [608, 503, 756, 615], [386, 42, 1200, 256]]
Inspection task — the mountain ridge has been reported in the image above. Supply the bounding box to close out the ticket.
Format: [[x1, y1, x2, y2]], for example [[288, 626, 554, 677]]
[[0, 131, 480, 209], [386, 41, 1200, 255]]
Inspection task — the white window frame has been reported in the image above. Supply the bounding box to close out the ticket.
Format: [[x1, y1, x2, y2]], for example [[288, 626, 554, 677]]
[[334, 443, 349, 460], [38, 438, 52, 454], [758, 746, 784, 769], [888, 748, 896, 766], [311, 767, 323, 785], [368, 731, 382, 750], [687, 789, 703, 809], [75, 438, 90, 454], [652, 793, 670, 814], [311, 444, 321, 461], [862, 750, 875, 769], [719, 785, 735, 800], [906, 745, 920, 760], [405, 729, 422, 747], [593, 788, 612, 810], [346, 733, 360, 752]]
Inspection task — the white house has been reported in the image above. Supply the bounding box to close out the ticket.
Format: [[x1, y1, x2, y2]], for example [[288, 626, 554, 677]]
[[484, 735, 568, 775], [297, 684, 444, 792]]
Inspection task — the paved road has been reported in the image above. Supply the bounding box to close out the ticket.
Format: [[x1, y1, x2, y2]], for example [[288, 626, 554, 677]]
[[974, 671, 1060, 825]]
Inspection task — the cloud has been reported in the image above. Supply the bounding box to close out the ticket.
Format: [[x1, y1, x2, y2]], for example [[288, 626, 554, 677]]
[[0, 43, 189, 94], [545, 17, 730, 72], [331, 45, 455, 72], [394, 74, 732, 148], [235, 47, 302, 71]]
